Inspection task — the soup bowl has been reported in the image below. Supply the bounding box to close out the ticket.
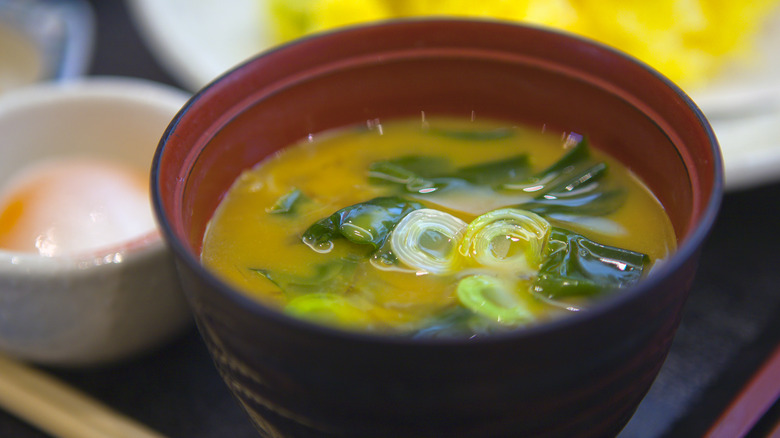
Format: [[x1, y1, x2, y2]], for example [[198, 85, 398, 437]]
[[152, 20, 722, 437]]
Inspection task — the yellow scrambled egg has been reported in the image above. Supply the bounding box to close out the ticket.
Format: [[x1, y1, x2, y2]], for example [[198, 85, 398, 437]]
[[266, 0, 780, 89]]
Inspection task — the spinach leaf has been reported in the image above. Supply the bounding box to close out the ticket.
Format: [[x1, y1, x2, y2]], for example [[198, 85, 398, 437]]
[[533, 227, 649, 299], [251, 257, 360, 297], [302, 196, 425, 250]]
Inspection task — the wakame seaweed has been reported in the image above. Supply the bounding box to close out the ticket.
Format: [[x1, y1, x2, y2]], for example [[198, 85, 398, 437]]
[[508, 138, 626, 216], [210, 119, 671, 337], [368, 154, 532, 191], [515, 162, 626, 217], [267, 187, 308, 215], [367, 136, 623, 217], [302, 196, 425, 249], [455, 155, 531, 186], [368, 156, 450, 192], [533, 228, 650, 299], [251, 257, 360, 297]]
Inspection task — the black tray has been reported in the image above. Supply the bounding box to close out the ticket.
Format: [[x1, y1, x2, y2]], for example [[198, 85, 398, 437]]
[[1, 1, 779, 436]]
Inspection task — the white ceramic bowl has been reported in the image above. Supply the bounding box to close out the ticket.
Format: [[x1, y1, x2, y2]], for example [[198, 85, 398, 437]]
[[0, 77, 192, 366]]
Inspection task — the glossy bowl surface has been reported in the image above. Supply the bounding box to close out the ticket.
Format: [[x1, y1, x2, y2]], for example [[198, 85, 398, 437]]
[[153, 20, 722, 437], [0, 78, 192, 366]]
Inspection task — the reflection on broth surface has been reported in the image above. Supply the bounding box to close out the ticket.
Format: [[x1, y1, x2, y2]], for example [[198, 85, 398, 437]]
[[201, 117, 676, 337]]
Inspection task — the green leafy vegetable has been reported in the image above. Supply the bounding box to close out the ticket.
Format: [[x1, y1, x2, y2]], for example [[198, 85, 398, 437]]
[[368, 154, 531, 193], [267, 187, 308, 215], [525, 135, 592, 185], [369, 238, 399, 269], [302, 196, 425, 250], [507, 137, 627, 216], [250, 257, 359, 297], [301, 214, 341, 252], [533, 227, 649, 299], [290, 134, 649, 333], [368, 156, 449, 192], [456, 155, 531, 186], [370, 155, 449, 180], [411, 304, 526, 339], [410, 306, 477, 339], [516, 162, 626, 216], [367, 137, 623, 217]]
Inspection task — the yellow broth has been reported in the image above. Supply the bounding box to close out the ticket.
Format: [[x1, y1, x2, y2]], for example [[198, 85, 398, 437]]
[[201, 117, 676, 337]]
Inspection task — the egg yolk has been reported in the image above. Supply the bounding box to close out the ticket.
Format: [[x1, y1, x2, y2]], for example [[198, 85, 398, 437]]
[[0, 158, 156, 257]]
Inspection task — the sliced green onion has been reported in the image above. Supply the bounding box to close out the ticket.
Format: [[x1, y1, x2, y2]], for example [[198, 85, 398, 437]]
[[456, 275, 533, 325], [390, 208, 468, 274], [284, 293, 371, 328], [459, 208, 550, 275]]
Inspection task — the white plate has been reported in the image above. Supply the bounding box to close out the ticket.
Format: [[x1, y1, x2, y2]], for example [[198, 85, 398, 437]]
[[126, 0, 269, 92], [127, 0, 780, 191]]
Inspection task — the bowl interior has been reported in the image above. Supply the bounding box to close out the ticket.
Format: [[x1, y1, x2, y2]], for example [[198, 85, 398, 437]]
[[158, 21, 720, 264]]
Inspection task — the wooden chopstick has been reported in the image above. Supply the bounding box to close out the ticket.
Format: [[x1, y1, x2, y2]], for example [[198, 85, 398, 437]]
[[705, 342, 780, 438], [0, 353, 167, 438]]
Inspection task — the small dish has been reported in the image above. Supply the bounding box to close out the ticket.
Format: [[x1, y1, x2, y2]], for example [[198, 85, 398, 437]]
[[0, 77, 192, 366], [126, 0, 266, 92]]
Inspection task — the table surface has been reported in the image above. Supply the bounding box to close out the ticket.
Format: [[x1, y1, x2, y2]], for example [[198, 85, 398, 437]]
[[2, 0, 780, 437]]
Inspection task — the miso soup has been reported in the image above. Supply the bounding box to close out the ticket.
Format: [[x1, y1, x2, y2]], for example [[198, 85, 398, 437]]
[[201, 117, 676, 337]]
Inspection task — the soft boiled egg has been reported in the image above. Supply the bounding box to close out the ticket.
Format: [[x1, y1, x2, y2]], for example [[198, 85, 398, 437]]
[[0, 158, 157, 257]]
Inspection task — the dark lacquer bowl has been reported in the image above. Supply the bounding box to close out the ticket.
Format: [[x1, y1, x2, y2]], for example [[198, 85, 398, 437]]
[[152, 20, 722, 438]]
